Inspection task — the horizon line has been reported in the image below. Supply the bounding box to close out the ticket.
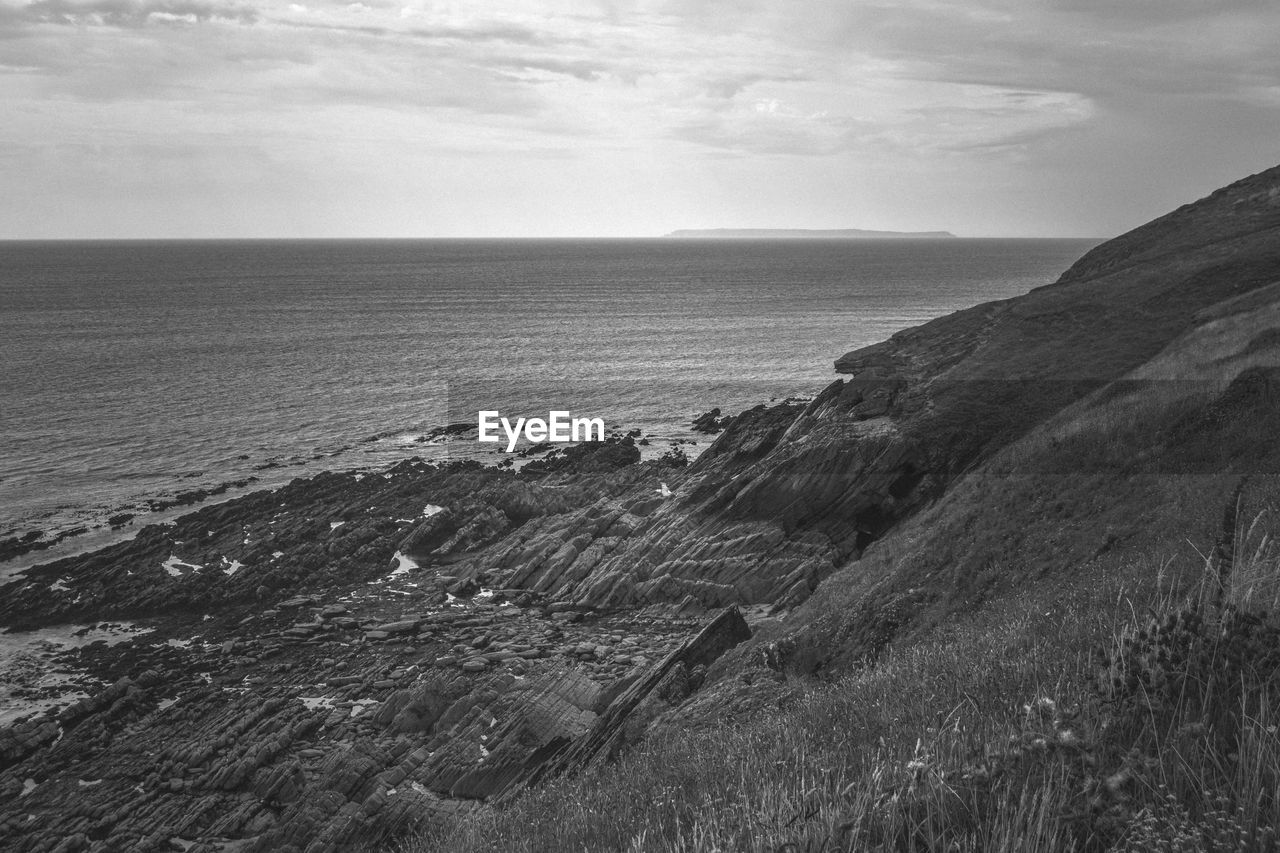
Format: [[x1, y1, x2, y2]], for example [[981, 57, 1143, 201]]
[[0, 234, 1109, 242]]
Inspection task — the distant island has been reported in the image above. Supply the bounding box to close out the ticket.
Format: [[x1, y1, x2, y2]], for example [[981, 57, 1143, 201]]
[[663, 227, 957, 239]]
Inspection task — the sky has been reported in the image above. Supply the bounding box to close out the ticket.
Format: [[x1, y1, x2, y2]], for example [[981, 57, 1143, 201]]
[[1, 0, 1278, 238]]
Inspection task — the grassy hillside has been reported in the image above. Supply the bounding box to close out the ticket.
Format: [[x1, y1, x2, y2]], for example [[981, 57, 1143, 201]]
[[404, 167, 1280, 851], [411, 560, 1280, 851]]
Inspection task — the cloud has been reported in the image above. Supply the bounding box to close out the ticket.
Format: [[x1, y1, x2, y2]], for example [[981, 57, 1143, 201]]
[[701, 72, 811, 100], [276, 17, 559, 46], [655, 0, 1280, 108], [0, 0, 1277, 237], [1047, 0, 1271, 23], [488, 56, 613, 83], [675, 111, 874, 157], [0, 0, 256, 25]]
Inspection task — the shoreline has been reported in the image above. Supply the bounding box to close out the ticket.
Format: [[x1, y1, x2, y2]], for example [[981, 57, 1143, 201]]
[[0, 420, 773, 847], [0, 403, 772, 583], [0, 385, 813, 724]]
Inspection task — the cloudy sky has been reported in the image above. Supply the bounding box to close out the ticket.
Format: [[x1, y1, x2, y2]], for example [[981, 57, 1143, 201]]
[[1, 0, 1278, 238]]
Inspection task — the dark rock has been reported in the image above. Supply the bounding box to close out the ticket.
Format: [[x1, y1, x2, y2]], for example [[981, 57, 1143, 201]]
[[521, 437, 640, 478], [372, 620, 421, 635], [0, 530, 50, 562], [691, 408, 733, 434], [510, 607, 751, 793]]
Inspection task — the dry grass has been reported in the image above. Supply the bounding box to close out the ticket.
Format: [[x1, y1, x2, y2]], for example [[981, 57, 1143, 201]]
[[994, 290, 1280, 480], [389, 326, 1280, 852], [1226, 507, 1280, 613], [389, 511, 1280, 853]]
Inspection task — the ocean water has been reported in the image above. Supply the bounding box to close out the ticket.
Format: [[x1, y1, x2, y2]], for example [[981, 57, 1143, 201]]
[[0, 238, 1098, 571]]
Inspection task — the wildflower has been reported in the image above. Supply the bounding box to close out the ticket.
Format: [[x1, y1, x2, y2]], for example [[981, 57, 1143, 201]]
[[1104, 770, 1130, 794], [1022, 697, 1057, 722]]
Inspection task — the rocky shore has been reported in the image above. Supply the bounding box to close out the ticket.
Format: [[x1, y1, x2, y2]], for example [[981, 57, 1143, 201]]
[[0, 437, 770, 852]]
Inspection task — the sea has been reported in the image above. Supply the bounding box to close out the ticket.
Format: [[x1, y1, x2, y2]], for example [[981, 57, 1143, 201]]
[[0, 237, 1099, 575]]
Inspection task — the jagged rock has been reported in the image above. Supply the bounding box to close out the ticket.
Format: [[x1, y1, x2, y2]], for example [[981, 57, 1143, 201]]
[[521, 436, 641, 477], [398, 508, 458, 558], [691, 408, 731, 433], [514, 606, 751, 792], [0, 718, 60, 766], [372, 620, 421, 635]]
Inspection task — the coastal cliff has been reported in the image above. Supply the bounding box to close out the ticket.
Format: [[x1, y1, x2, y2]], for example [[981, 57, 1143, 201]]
[[3, 165, 1280, 852]]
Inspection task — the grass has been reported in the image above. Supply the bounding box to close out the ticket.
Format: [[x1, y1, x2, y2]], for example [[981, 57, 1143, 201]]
[[391, 513, 1280, 852], [994, 285, 1280, 480]]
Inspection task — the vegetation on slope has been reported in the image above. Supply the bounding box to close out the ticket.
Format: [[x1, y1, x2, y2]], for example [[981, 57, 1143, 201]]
[[408, 508, 1280, 851], [780, 277, 1280, 676]]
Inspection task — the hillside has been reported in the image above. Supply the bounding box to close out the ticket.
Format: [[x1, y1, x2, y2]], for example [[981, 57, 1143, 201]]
[[2, 165, 1280, 853]]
